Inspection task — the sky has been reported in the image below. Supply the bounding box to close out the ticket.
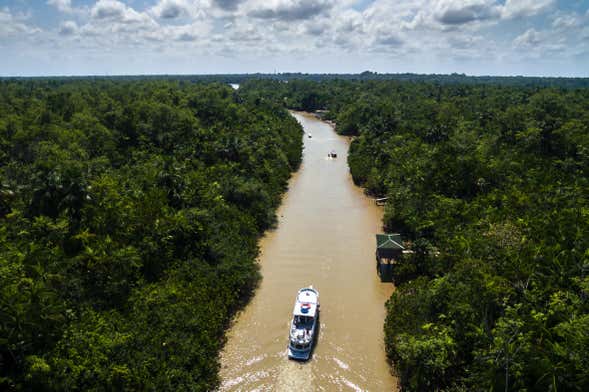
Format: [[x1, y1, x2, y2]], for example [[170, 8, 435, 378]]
[[0, 0, 588, 76]]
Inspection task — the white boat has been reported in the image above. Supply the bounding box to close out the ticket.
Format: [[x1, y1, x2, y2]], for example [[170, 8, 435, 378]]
[[288, 286, 320, 360]]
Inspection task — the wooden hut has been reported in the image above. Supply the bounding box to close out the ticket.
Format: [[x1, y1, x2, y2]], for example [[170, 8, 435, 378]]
[[375, 233, 405, 282]]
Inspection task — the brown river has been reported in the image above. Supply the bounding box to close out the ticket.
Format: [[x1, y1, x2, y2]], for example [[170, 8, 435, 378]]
[[219, 112, 397, 391]]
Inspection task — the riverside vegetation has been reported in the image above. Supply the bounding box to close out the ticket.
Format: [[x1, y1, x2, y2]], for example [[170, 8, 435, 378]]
[[2, 75, 588, 391], [240, 78, 589, 391], [0, 80, 302, 390]]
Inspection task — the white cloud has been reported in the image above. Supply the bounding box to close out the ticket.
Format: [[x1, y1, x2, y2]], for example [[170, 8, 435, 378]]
[[59, 20, 78, 35], [303, 20, 328, 35], [501, 0, 555, 19], [2, 0, 587, 76], [374, 32, 404, 47], [434, 0, 500, 25], [361, 0, 501, 35], [151, 0, 210, 20], [447, 34, 484, 49], [90, 0, 156, 26], [552, 14, 581, 31], [213, 0, 243, 11], [247, 0, 335, 21], [335, 9, 363, 33], [91, 0, 127, 19], [0, 8, 40, 37], [154, 0, 188, 19], [151, 0, 202, 19], [513, 28, 542, 48], [47, 0, 72, 13], [226, 22, 265, 43], [169, 22, 212, 41], [91, 0, 155, 24]]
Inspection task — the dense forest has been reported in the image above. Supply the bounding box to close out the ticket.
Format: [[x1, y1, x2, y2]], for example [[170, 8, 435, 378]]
[[0, 80, 303, 390], [240, 79, 589, 390], [4, 72, 589, 89], [2, 74, 588, 391]]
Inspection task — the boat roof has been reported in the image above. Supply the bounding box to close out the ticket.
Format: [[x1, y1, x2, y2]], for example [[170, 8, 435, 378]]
[[293, 288, 319, 317]]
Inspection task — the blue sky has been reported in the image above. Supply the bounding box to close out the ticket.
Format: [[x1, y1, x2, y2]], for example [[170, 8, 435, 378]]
[[0, 0, 588, 76]]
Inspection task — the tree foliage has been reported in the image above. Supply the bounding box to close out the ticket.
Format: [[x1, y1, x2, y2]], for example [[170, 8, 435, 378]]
[[0, 79, 302, 390], [242, 78, 589, 391]]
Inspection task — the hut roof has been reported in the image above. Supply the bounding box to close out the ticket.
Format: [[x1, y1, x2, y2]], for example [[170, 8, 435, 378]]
[[376, 233, 405, 250]]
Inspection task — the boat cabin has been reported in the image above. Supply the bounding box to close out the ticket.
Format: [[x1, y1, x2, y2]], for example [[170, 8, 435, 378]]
[[294, 315, 314, 328], [293, 289, 318, 319], [376, 233, 405, 282]]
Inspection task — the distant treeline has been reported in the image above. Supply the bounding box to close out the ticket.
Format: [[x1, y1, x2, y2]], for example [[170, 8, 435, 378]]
[[0, 80, 302, 390], [3, 71, 589, 89], [241, 79, 589, 391]]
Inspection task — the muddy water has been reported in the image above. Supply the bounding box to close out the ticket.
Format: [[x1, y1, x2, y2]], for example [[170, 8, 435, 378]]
[[219, 112, 397, 391]]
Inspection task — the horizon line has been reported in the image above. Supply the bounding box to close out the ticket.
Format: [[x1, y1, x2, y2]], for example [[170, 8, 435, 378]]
[[1, 71, 588, 79]]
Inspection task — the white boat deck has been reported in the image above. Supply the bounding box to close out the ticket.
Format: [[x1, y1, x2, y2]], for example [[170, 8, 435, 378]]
[[292, 288, 319, 317]]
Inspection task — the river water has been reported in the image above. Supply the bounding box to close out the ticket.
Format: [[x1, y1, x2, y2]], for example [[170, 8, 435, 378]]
[[219, 112, 397, 391]]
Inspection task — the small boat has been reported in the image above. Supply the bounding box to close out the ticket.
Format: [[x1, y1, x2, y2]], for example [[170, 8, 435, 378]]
[[308, 133, 312, 138], [288, 286, 320, 360], [328, 151, 337, 158]]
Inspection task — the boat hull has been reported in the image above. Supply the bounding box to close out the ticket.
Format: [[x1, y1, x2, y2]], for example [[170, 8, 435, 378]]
[[288, 346, 312, 360], [288, 287, 320, 361]]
